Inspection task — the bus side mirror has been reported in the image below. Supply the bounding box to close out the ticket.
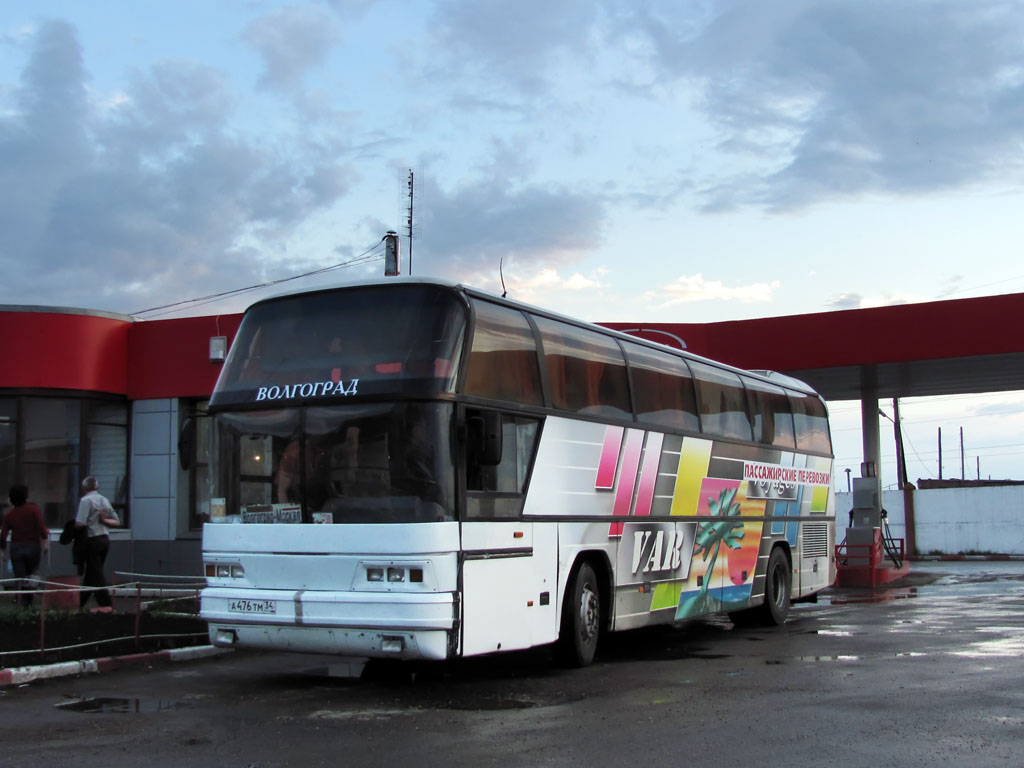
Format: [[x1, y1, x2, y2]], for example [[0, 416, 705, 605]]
[[467, 411, 503, 466]]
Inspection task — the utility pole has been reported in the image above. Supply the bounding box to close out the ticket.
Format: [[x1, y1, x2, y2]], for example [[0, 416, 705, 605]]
[[960, 427, 965, 480], [406, 169, 414, 276], [892, 398, 908, 490], [938, 427, 943, 480], [844, 467, 852, 492], [383, 231, 401, 276], [976, 456, 980, 481]]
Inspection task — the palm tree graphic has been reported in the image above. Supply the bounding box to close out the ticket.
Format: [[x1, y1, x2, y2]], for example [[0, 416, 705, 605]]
[[694, 486, 746, 596]]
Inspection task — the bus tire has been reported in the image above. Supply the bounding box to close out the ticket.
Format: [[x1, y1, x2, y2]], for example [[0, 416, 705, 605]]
[[760, 546, 791, 625], [558, 561, 601, 667]]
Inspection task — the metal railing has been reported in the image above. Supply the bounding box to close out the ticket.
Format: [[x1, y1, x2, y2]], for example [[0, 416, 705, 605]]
[[0, 571, 208, 664], [835, 537, 906, 569]]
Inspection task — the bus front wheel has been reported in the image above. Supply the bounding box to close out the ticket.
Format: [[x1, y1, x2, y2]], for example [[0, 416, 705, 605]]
[[760, 547, 791, 625], [558, 561, 600, 667]]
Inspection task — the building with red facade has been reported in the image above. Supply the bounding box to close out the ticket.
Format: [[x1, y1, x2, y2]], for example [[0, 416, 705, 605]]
[[4, 289, 1023, 578], [1, 305, 241, 579]]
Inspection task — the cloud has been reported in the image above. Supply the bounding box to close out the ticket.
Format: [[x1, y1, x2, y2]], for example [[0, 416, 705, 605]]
[[826, 290, 926, 311], [458, 265, 610, 310], [429, 0, 600, 95], [416, 1, 1024, 213], [410, 173, 607, 282], [828, 292, 864, 310], [0, 20, 355, 314], [564, 271, 605, 290], [0, 21, 92, 266], [242, 5, 340, 95], [628, 1, 1024, 209], [644, 273, 781, 308], [935, 274, 966, 299]]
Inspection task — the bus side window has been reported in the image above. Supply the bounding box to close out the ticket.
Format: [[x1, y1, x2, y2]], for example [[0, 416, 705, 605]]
[[790, 393, 832, 455], [464, 300, 543, 406], [533, 316, 630, 420], [690, 361, 753, 442], [743, 376, 797, 449], [624, 342, 700, 433], [465, 411, 540, 519]]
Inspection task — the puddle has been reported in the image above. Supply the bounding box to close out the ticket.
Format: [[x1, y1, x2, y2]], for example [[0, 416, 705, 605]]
[[688, 653, 731, 660], [951, 637, 1024, 659], [765, 655, 858, 665], [826, 588, 918, 605], [310, 708, 420, 721], [308, 693, 579, 718], [441, 696, 544, 710], [800, 629, 856, 637], [55, 697, 185, 714]]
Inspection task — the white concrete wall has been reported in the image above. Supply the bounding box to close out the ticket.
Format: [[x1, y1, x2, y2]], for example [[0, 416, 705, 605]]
[[836, 487, 1024, 555]]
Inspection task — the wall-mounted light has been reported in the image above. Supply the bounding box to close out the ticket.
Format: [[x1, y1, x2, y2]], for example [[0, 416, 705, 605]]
[[209, 336, 227, 362]]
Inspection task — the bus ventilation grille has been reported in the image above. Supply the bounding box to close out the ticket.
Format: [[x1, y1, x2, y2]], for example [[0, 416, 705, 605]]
[[801, 523, 829, 559]]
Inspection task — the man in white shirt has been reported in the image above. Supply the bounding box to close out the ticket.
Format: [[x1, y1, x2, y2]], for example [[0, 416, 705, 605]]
[[75, 476, 120, 613]]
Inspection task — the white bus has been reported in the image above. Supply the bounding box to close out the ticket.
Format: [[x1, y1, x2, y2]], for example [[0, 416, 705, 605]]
[[201, 278, 835, 666]]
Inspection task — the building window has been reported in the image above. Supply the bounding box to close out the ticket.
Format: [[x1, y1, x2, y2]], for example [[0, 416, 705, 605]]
[[0, 395, 129, 527], [0, 401, 17, 511], [23, 398, 81, 528], [87, 401, 129, 522]]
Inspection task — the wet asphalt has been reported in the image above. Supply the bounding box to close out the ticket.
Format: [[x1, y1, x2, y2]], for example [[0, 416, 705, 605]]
[[1, 561, 1022, 768]]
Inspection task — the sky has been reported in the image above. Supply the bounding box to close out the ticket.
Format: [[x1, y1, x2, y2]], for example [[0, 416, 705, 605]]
[[3, 0, 1024, 489]]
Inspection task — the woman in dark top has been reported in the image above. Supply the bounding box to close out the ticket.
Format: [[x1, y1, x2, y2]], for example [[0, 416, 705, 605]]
[[0, 484, 49, 607]]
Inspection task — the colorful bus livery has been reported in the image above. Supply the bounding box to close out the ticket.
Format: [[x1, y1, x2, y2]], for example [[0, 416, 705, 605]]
[[201, 278, 835, 666], [524, 418, 833, 631]]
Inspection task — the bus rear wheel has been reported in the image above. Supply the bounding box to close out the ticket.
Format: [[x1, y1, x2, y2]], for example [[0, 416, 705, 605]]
[[558, 561, 600, 667], [760, 547, 791, 625]]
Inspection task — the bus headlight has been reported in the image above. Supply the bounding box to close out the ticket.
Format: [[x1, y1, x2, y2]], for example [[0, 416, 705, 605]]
[[205, 562, 245, 579], [357, 562, 429, 591]]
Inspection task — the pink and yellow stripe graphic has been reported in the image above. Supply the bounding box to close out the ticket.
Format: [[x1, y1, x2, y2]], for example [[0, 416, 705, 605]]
[[598, 426, 711, 537]]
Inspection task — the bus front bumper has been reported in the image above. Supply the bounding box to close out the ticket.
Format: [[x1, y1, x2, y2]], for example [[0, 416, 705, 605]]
[[201, 587, 456, 661]]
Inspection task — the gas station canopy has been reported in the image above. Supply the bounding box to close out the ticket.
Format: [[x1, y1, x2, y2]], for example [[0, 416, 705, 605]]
[[603, 292, 1024, 402]]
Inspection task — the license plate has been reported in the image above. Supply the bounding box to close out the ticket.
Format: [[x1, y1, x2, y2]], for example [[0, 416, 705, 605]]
[[228, 599, 277, 615]]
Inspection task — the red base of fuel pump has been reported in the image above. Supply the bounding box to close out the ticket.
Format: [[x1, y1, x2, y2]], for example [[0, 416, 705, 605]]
[[835, 527, 910, 587]]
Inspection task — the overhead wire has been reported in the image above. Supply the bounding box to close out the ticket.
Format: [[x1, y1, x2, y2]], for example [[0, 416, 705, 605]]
[[133, 239, 387, 318]]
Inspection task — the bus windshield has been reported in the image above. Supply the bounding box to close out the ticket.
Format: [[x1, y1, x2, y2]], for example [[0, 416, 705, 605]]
[[208, 402, 456, 524], [211, 284, 467, 408]]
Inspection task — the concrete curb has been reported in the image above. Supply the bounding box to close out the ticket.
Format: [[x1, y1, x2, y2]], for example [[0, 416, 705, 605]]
[[0, 645, 230, 688]]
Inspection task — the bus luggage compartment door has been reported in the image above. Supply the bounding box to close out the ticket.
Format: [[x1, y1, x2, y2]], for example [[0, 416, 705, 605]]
[[460, 522, 552, 656]]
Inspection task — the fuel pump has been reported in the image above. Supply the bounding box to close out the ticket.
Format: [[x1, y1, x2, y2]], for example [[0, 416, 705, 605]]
[[838, 463, 906, 584], [845, 472, 882, 567]]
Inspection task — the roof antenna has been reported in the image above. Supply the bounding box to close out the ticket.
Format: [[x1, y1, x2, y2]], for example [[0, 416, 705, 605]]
[[499, 258, 508, 298]]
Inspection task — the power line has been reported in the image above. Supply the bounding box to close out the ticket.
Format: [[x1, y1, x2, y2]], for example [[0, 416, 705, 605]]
[[838, 441, 1024, 461], [828, 390, 1024, 414], [932, 274, 1024, 300], [133, 240, 386, 317], [831, 406, 1024, 433]]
